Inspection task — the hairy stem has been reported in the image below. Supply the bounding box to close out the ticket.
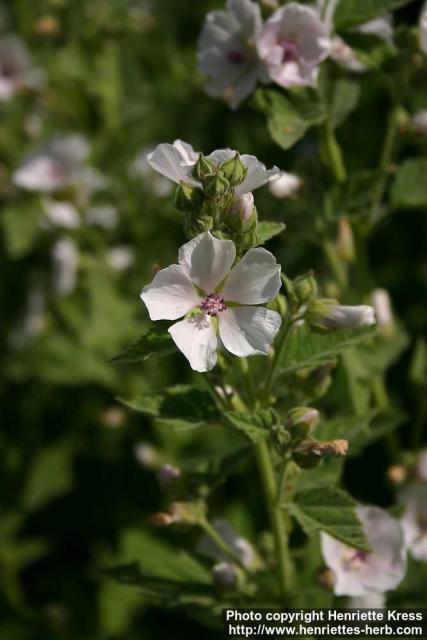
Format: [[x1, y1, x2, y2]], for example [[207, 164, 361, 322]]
[[322, 124, 347, 183]]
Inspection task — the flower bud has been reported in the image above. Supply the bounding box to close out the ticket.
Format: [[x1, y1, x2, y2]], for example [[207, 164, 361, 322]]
[[203, 173, 230, 198], [157, 464, 181, 489], [231, 192, 254, 222], [293, 438, 348, 468], [183, 212, 213, 238], [212, 562, 238, 588], [287, 407, 319, 441], [387, 464, 407, 486], [174, 181, 203, 213], [336, 217, 355, 262], [192, 153, 215, 182], [148, 500, 206, 527], [219, 153, 247, 187], [371, 289, 394, 338], [293, 271, 318, 304], [306, 299, 376, 333]]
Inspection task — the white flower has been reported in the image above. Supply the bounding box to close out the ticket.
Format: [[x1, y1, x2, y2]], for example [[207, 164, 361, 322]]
[[420, 1, 427, 54], [269, 171, 301, 198], [307, 300, 376, 332], [13, 135, 90, 193], [412, 110, 427, 136], [371, 289, 393, 332], [198, 519, 257, 569], [197, 0, 268, 109], [257, 3, 331, 88], [85, 204, 118, 229], [42, 199, 81, 229], [416, 450, 427, 483], [0, 35, 41, 101], [400, 485, 427, 561], [52, 237, 79, 295], [140, 231, 282, 372], [106, 246, 135, 272], [147, 139, 279, 195], [321, 505, 407, 596], [357, 15, 393, 43], [348, 592, 386, 608], [130, 146, 174, 197], [330, 36, 367, 73]]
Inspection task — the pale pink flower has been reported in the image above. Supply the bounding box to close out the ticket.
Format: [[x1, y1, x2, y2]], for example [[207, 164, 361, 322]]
[[148, 139, 279, 195], [400, 486, 427, 561], [0, 35, 42, 101], [140, 231, 282, 372], [269, 171, 301, 198], [42, 199, 80, 229], [231, 192, 254, 220], [321, 505, 407, 596], [348, 592, 386, 608], [257, 3, 330, 88], [197, 0, 269, 109]]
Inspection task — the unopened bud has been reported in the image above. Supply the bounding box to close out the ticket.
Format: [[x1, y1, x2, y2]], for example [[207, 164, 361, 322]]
[[308, 439, 349, 457], [306, 299, 376, 333], [192, 154, 215, 182], [174, 181, 203, 213], [287, 407, 319, 441], [336, 217, 355, 262], [231, 192, 254, 222], [293, 271, 318, 304], [371, 289, 394, 338], [183, 212, 213, 238], [203, 173, 230, 198], [387, 464, 407, 486], [212, 562, 238, 588], [148, 500, 206, 527], [219, 153, 247, 187], [157, 463, 181, 489], [148, 512, 177, 526]]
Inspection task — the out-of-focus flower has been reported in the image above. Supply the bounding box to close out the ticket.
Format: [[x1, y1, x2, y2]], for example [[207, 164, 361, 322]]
[[257, 3, 330, 88], [141, 231, 281, 372], [306, 300, 376, 333], [321, 505, 407, 596], [42, 199, 80, 229], [416, 450, 427, 483], [330, 14, 393, 73], [212, 561, 238, 587], [357, 14, 393, 43], [99, 406, 126, 429], [13, 135, 90, 193], [412, 110, 427, 136], [371, 288, 394, 337], [0, 35, 42, 101], [130, 146, 174, 197], [348, 592, 386, 608], [106, 246, 135, 272], [268, 171, 301, 198], [148, 140, 279, 196], [52, 237, 79, 296], [197, 0, 268, 109], [85, 204, 118, 229], [420, 1, 427, 54], [34, 16, 60, 37], [8, 287, 46, 349], [198, 519, 257, 569], [400, 485, 427, 561], [157, 464, 181, 488], [134, 442, 159, 469]]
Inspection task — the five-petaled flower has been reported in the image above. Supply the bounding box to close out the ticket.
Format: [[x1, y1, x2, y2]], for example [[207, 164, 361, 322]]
[[257, 2, 331, 88], [140, 231, 282, 372], [321, 505, 407, 596], [147, 139, 279, 195]]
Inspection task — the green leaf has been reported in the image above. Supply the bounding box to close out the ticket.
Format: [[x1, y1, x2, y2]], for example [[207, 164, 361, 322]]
[[334, 0, 415, 29], [224, 409, 280, 444], [329, 79, 360, 129], [110, 324, 176, 364], [1, 200, 43, 258], [120, 385, 219, 429], [391, 158, 427, 209], [410, 338, 427, 386], [254, 88, 325, 150], [279, 323, 376, 376], [23, 442, 75, 510], [255, 221, 286, 246], [290, 487, 371, 551]]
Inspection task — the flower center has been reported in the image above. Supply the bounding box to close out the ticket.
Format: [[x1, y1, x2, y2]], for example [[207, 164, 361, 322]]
[[342, 549, 370, 572], [278, 39, 299, 63], [227, 50, 247, 64], [201, 292, 226, 316]]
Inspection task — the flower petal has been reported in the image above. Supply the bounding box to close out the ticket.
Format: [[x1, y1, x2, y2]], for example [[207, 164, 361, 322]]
[[179, 231, 236, 293], [236, 155, 280, 195], [147, 143, 199, 186], [219, 306, 281, 357], [222, 248, 281, 304], [169, 313, 218, 372], [140, 264, 200, 321]]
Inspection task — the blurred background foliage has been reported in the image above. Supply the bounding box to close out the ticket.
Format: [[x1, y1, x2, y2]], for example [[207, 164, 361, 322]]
[[0, 0, 427, 638]]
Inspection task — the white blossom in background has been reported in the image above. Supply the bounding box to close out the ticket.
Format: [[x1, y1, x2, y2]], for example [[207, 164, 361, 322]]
[[52, 237, 79, 296], [148, 140, 279, 195], [307, 300, 376, 332], [412, 110, 427, 136], [330, 14, 393, 73], [321, 505, 407, 596], [197, 0, 269, 109], [42, 199, 81, 229], [269, 171, 301, 199], [106, 246, 135, 272], [348, 592, 386, 608], [8, 287, 46, 349], [420, 1, 427, 54], [134, 442, 159, 469], [85, 204, 118, 229], [257, 3, 330, 88], [371, 288, 394, 333], [140, 231, 282, 372], [357, 14, 394, 43], [198, 519, 257, 569], [400, 486, 427, 561], [0, 35, 43, 101], [13, 135, 90, 193], [130, 147, 173, 197], [416, 450, 427, 483]]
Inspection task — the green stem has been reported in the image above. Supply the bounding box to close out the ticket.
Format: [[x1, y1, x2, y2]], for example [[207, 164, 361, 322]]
[[352, 221, 371, 299], [237, 357, 257, 409], [321, 238, 348, 290], [200, 520, 247, 571], [322, 124, 347, 183], [202, 374, 228, 411], [255, 440, 293, 600], [276, 458, 292, 509], [370, 105, 400, 221], [263, 315, 292, 399]]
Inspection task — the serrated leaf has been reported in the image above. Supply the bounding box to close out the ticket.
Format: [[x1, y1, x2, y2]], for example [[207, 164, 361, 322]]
[[255, 221, 286, 246], [290, 487, 371, 551], [225, 409, 280, 443], [334, 0, 415, 29], [391, 158, 427, 209], [279, 323, 376, 376], [254, 88, 325, 150], [109, 324, 176, 364]]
